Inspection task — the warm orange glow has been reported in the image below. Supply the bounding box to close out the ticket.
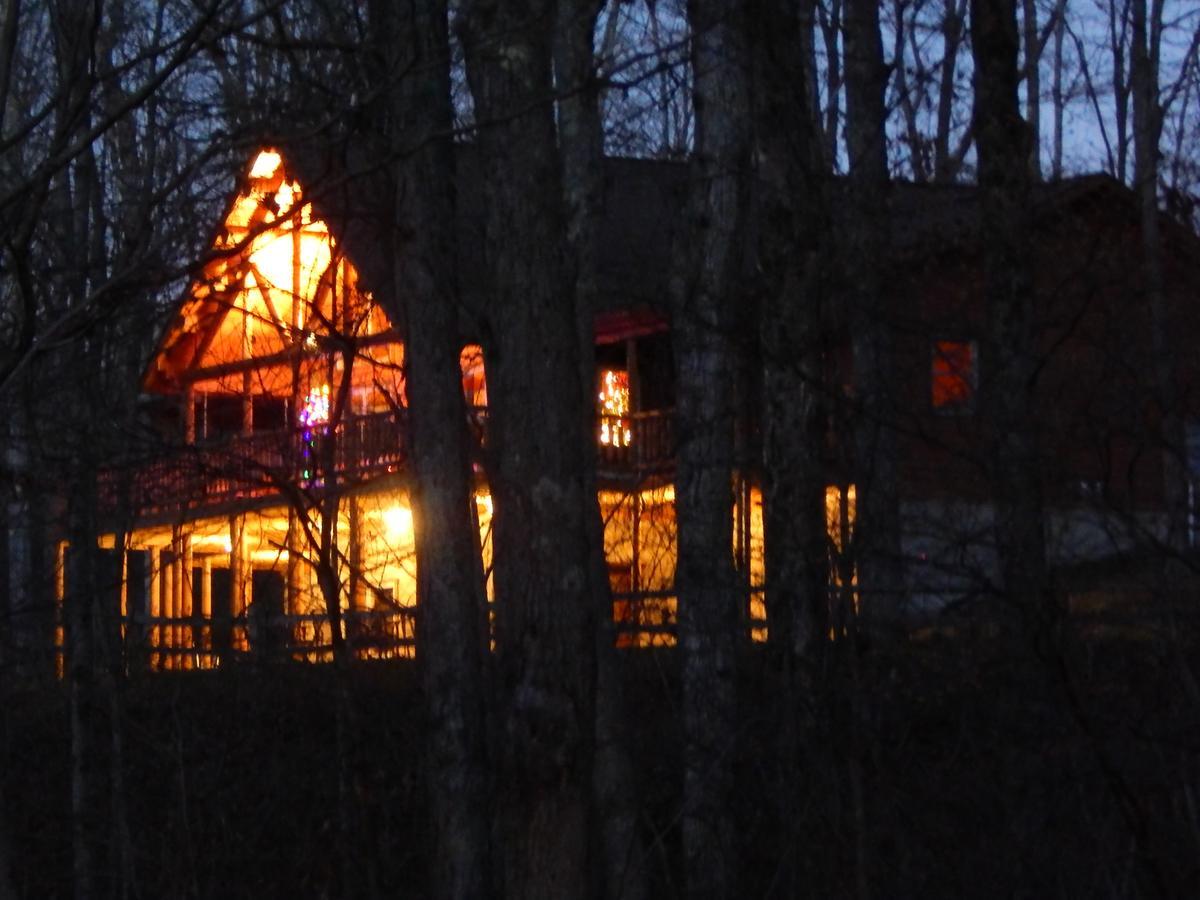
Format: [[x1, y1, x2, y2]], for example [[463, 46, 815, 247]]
[[600, 485, 677, 647], [382, 505, 414, 539], [151, 149, 398, 398], [249, 150, 282, 179], [747, 487, 766, 641], [825, 484, 857, 554], [461, 345, 488, 407], [598, 369, 632, 447], [826, 484, 858, 632]]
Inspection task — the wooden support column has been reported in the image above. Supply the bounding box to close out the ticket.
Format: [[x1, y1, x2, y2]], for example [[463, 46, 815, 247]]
[[54, 541, 66, 677], [286, 510, 305, 656], [183, 384, 196, 444], [242, 371, 254, 435], [201, 557, 213, 668], [229, 515, 250, 652], [632, 490, 642, 596], [348, 497, 365, 612], [147, 546, 161, 669], [627, 337, 641, 413], [286, 510, 303, 615], [162, 548, 175, 669], [180, 535, 194, 669], [118, 547, 128, 643]]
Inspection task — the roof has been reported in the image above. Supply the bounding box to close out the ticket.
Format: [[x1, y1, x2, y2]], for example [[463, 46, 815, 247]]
[[143, 146, 1199, 393]]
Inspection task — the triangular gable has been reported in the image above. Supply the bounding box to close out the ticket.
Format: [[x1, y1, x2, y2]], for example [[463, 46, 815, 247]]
[[144, 149, 394, 393]]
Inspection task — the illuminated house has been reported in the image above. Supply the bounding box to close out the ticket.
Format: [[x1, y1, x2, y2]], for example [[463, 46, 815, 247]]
[[85, 148, 769, 668], [66, 149, 1200, 670]]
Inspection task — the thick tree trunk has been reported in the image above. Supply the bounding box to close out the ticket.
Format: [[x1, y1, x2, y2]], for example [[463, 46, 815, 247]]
[[970, 0, 1049, 615], [1131, 0, 1187, 552], [461, 3, 597, 895], [554, 2, 648, 897], [376, 1, 492, 895], [0, 800, 15, 900], [749, 0, 830, 663], [673, 1, 750, 894], [748, 1, 832, 891], [1022, 0, 1042, 178], [66, 441, 110, 900], [844, 0, 903, 630]]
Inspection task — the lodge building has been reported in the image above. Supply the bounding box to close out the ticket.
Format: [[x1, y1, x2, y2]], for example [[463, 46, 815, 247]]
[[35, 146, 1200, 670]]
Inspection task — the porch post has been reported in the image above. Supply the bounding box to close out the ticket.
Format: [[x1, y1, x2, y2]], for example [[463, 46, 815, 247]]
[[54, 540, 66, 677], [147, 546, 161, 669], [183, 384, 196, 444], [242, 371, 254, 435], [286, 510, 303, 615], [348, 496, 365, 612], [286, 510, 304, 656], [228, 514, 249, 653], [180, 534, 194, 669], [118, 547, 128, 643], [627, 337, 640, 412], [162, 547, 175, 669], [200, 556, 213, 668]]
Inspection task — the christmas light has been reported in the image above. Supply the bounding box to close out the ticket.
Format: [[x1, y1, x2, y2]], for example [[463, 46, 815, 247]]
[[299, 384, 330, 428], [299, 384, 331, 480], [598, 370, 632, 447]]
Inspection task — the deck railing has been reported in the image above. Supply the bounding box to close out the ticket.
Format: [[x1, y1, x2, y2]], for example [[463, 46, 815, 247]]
[[596, 409, 674, 473], [124, 608, 418, 670], [101, 406, 679, 520], [98, 411, 410, 519]]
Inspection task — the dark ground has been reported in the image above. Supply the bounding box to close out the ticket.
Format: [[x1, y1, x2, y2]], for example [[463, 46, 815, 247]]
[[4, 630, 1199, 898]]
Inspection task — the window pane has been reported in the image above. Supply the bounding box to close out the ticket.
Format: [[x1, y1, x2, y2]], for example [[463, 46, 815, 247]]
[[932, 340, 975, 410]]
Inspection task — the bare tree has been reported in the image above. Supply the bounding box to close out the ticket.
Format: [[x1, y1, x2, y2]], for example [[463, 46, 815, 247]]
[[670, 1, 750, 894], [970, 0, 1050, 619], [1131, 0, 1189, 552], [371, 0, 492, 894], [458, 2, 598, 894], [555, 1, 650, 896], [844, 0, 902, 631]]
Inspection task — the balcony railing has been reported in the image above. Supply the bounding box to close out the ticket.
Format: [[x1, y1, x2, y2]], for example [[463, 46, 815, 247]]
[[98, 412, 409, 520], [596, 409, 674, 474], [100, 406, 677, 520]]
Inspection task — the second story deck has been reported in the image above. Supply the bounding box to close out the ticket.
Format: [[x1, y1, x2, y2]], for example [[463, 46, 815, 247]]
[[99, 408, 677, 524]]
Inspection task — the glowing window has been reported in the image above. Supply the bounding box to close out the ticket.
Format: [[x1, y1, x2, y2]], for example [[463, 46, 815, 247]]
[[598, 369, 632, 447], [931, 340, 976, 412], [460, 345, 487, 407]]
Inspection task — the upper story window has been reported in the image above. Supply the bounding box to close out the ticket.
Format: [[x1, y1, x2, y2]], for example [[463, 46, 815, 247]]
[[598, 369, 632, 447], [931, 339, 977, 412], [460, 345, 488, 408]]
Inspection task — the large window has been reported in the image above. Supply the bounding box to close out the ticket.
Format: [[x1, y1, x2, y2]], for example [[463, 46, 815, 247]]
[[931, 339, 977, 412]]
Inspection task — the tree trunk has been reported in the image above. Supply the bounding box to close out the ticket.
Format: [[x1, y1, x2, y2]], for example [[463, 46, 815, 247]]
[[1051, 4, 1066, 179], [844, 0, 903, 632], [554, 2, 649, 897], [748, 1, 832, 892], [66, 424, 110, 900], [1131, 0, 1187, 552], [0, 799, 15, 900], [375, 1, 492, 895], [934, 0, 969, 182], [460, 3, 597, 895], [673, 0, 750, 894], [749, 0, 831, 663], [970, 0, 1050, 616], [1022, 0, 1042, 178]]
